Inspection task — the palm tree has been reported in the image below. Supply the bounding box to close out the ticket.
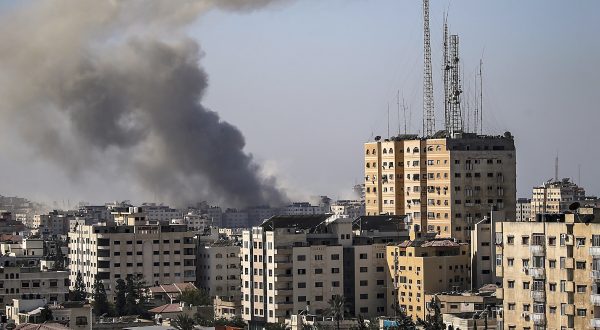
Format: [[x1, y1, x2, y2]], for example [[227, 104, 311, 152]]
[[326, 295, 346, 330], [171, 314, 196, 330]]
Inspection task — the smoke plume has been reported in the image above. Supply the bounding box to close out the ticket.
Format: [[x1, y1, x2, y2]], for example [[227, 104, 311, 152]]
[[0, 0, 289, 207]]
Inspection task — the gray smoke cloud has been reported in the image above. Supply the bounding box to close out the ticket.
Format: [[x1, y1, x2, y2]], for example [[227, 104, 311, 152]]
[[0, 0, 289, 207]]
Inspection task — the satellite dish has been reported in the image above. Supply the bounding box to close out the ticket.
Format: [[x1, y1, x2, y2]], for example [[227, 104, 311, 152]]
[[568, 202, 580, 211], [583, 214, 595, 224]]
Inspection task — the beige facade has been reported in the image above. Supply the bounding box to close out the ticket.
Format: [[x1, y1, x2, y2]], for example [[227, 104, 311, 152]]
[[495, 208, 600, 330], [196, 240, 241, 316], [241, 215, 407, 326], [68, 223, 196, 300], [365, 134, 516, 243], [0, 257, 69, 310], [531, 178, 585, 220], [386, 234, 471, 321]]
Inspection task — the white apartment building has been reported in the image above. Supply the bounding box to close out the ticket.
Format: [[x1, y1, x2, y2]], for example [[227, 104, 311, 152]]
[[280, 203, 328, 216], [140, 203, 182, 223], [197, 239, 242, 318], [68, 223, 196, 300], [32, 211, 72, 237], [330, 200, 365, 220], [241, 214, 408, 326]]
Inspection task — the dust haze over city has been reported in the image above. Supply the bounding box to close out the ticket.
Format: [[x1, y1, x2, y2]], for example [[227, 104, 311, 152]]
[[1, 1, 600, 329]]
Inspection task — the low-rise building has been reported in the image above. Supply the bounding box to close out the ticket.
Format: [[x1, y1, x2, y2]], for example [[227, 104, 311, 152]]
[[6, 299, 91, 330], [516, 198, 531, 222]]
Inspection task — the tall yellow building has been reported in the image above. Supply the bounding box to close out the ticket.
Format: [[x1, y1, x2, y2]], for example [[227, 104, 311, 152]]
[[495, 207, 600, 330], [386, 233, 471, 321], [365, 132, 516, 243]]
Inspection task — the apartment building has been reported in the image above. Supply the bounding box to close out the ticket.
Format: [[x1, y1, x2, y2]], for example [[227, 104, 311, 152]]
[[222, 209, 249, 228], [0, 256, 69, 310], [386, 233, 471, 321], [495, 207, 600, 330], [531, 178, 585, 219], [365, 133, 516, 243], [330, 200, 365, 220], [241, 214, 408, 326], [68, 223, 196, 300], [196, 239, 242, 305], [517, 198, 532, 222]]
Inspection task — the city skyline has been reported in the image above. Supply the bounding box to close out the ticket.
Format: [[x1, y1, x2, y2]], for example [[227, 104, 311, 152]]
[[0, 1, 598, 206]]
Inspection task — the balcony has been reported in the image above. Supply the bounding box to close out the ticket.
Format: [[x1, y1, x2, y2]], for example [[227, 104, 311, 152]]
[[591, 270, 600, 281], [531, 313, 545, 325], [530, 290, 545, 302], [590, 246, 600, 256], [591, 293, 600, 306], [591, 318, 600, 328], [529, 267, 545, 279], [529, 245, 545, 256]]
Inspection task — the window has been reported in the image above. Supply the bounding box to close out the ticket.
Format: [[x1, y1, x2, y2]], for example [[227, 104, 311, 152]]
[[297, 255, 306, 261], [576, 237, 586, 246], [549, 260, 556, 268], [297, 282, 306, 288], [331, 254, 340, 260], [522, 236, 529, 245], [298, 296, 306, 302], [507, 258, 514, 267], [508, 303, 515, 310], [549, 283, 557, 292], [315, 268, 323, 274], [315, 282, 323, 288], [576, 261, 586, 269], [332, 281, 340, 287], [360, 294, 368, 299], [576, 285, 586, 293], [359, 253, 368, 259], [360, 267, 368, 273], [523, 282, 530, 289], [331, 268, 340, 274], [298, 269, 306, 275], [508, 281, 515, 288], [507, 236, 514, 245], [314, 255, 323, 261], [360, 280, 368, 286], [75, 317, 88, 325]]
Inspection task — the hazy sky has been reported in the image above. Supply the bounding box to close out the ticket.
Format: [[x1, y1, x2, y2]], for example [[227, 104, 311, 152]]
[[0, 0, 598, 207]]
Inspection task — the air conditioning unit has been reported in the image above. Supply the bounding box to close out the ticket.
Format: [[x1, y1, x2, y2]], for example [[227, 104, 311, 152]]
[[521, 312, 530, 318]]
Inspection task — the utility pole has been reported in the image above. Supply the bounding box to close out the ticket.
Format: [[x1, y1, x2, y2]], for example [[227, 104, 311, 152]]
[[423, 0, 435, 137]]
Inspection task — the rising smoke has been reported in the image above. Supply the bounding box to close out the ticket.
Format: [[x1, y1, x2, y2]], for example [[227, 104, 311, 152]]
[[0, 0, 289, 207]]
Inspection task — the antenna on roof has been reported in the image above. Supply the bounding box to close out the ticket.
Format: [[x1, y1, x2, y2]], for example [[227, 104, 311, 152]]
[[479, 59, 483, 134], [555, 152, 559, 182], [387, 103, 390, 138]]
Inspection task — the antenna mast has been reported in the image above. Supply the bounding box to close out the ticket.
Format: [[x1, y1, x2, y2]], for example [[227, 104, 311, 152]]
[[447, 34, 463, 137], [443, 16, 450, 135], [422, 0, 435, 137], [479, 59, 483, 134]]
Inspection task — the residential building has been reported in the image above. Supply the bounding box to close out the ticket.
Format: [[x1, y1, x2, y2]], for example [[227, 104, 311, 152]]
[[495, 207, 600, 330], [531, 178, 585, 219], [196, 238, 241, 305], [0, 212, 25, 235], [140, 203, 182, 223], [386, 233, 471, 321], [147, 282, 198, 306], [330, 200, 365, 220], [279, 202, 328, 216], [241, 214, 408, 326], [0, 256, 69, 310], [32, 211, 73, 237], [246, 206, 278, 227], [516, 198, 532, 222], [470, 212, 505, 289], [364, 133, 516, 243], [222, 209, 249, 228], [68, 223, 196, 300], [6, 299, 92, 330], [426, 286, 499, 330]]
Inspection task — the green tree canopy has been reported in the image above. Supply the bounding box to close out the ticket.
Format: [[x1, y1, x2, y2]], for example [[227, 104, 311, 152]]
[[92, 277, 111, 316], [171, 314, 196, 330], [178, 287, 211, 306]]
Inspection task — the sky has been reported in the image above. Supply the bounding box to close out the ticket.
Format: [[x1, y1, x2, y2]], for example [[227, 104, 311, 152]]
[[0, 0, 598, 207]]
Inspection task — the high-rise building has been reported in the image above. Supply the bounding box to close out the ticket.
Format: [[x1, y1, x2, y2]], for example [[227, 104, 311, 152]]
[[495, 207, 600, 330], [241, 214, 408, 326], [68, 223, 196, 300], [386, 233, 471, 321], [531, 178, 585, 219], [364, 133, 516, 243]]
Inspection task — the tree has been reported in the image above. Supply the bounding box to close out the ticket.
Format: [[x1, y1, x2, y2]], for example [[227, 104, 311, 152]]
[[70, 271, 87, 302], [124, 274, 148, 316], [92, 277, 111, 316], [115, 278, 127, 316], [325, 295, 346, 330], [390, 302, 416, 329], [178, 287, 211, 306], [265, 322, 287, 330], [417, 297, 444, 330], [171, 314, 196, 330], [39, 306, 53, 323]]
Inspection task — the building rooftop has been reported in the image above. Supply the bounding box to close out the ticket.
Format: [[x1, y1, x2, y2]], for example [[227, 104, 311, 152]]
[[353, 215, 408, 232], [260, 214, 332, 231]]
